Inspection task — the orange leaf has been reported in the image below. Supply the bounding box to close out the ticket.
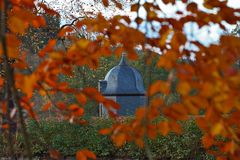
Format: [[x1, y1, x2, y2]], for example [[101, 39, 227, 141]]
[[76, 151, 87, 160], [38, 3, 59, 15], [2, 124, 9, 129], [56, 102, 66, 110], [0, 77, 4, 87], [169, 121, 182, 134], [187, 2, 198, 13], [202, 134, 214, 149], [113, 133, 126, 147], [103, 99, 120, 110], [159, 28, 172, 47], [76, 93, 87, 105], [1, 101, 7, 115], [82, 149, 96, 160], [158, 121, 169, 136], [102, 0, 109, 7], [8, 16, 26, 34], [177, 81, 191, 96], [99, 128, 112, 135], [135, 107, 146, 120], [42, 102, 51, 112], [131, 4, 139, 12], [69, 104, 80, 111], [49, 149, 61, 160], [135, 138, 144, 148], [223, 141, 235, 154], [162, 0, 175, 4], [148, 80, 170, 96]]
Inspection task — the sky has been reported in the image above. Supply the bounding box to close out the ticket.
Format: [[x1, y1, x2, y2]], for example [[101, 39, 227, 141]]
[[46, 0, 240, 46]]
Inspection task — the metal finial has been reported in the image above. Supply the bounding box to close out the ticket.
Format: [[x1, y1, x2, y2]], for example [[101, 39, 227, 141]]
[[118, 53, 127, 66]]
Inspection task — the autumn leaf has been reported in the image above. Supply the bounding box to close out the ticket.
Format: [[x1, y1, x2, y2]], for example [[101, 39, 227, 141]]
[[177, 81, 191, 96], [49, 149, 61, 159], [135, 138, 144, 148], [131, 4, 139, 12], [103, 99, 120, 110], [187, 2, 198, 13], [76, 151, 86, 160], [113, 0, 122, 9], [211, 122, 223, 136], [148, 80, 170, 96], [76, 149, 96, 160], [102, 0, 109, 7], [0, 77, 4, 87], [158, 121, 169, 136], [8, 16, 26, 34], [82, 149, 96, 159], [1, 101, 7, 115], [38, 3, 59, 15], [113, 133, 126, 147], [2, 124, 9, 129], [99, 128, 112, 135], [76, 93, 87, 105], [135, 107, 146, 120], [202, 134, 214, 149], [223, 141, 236, 154], [159, 28, 172, 47], [56, 102, 67, 110], [16, 74, 38, 98], [42, 102, 52, 112], [162, 0, 175, 4]]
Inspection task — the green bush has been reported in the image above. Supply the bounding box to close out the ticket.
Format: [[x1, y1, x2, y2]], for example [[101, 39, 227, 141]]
[[0, 118, 215, 159]]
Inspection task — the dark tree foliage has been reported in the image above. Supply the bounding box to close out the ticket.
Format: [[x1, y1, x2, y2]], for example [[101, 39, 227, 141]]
[[20, 14, 60, 55]]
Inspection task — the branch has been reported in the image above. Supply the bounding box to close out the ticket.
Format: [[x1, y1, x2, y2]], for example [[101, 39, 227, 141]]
[[1, 0, 32, 159], [59, 16, 85, 31]]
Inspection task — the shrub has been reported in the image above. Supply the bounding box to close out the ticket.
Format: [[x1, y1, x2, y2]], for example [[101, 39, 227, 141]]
[[0, 118, 215, 159]]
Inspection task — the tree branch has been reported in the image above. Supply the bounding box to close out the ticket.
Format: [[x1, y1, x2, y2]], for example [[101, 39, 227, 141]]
[[1, 0, 32, 159]]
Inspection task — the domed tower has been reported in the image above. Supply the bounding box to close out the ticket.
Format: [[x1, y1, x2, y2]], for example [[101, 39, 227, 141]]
[[98, 54, 146, 117]]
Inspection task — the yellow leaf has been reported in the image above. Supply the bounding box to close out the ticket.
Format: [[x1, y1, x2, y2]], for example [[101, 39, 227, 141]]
[[211, 122, 223, 135]]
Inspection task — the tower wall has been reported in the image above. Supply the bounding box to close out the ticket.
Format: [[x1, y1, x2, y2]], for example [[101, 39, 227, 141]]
[[99, 95, 146, 117]]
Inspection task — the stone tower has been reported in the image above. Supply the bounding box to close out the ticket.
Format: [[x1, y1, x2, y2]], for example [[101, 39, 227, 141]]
[[98, 54, 146, 117]]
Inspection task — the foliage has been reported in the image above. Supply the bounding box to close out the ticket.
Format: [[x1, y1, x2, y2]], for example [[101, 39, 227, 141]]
[[0, 119, 214, 159], [0, 0, 240, 159]]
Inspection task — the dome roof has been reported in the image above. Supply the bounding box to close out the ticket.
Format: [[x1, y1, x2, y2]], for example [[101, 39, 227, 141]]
[[102, 54, 145, 95]]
